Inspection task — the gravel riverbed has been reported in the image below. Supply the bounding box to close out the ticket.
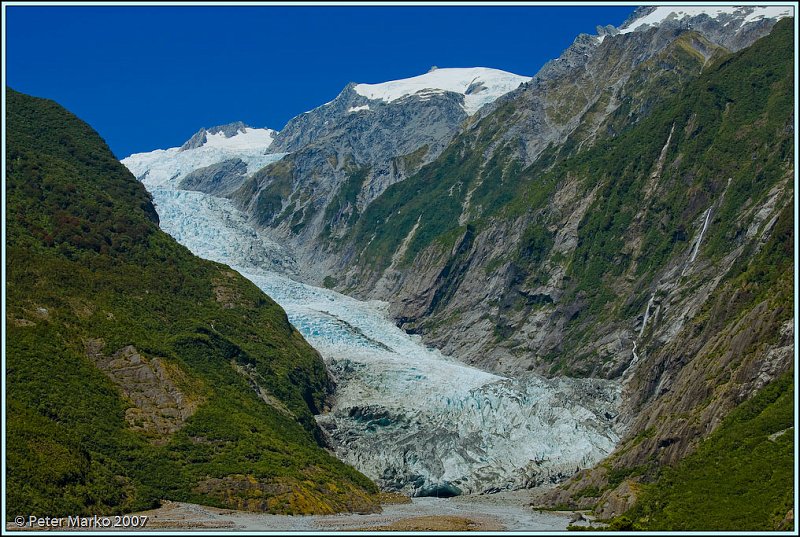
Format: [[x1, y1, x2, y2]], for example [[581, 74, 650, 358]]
[[123, 491, 574, 532]]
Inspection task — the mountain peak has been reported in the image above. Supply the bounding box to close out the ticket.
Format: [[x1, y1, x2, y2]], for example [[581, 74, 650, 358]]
[[618, 5, 793, 34], [353, 67, 531, 115], [207, 121, 251, 138], [179, 122, 275, 152]]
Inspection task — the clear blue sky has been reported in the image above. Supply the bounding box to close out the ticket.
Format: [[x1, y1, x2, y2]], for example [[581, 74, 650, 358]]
[[6, 4, 636, 158]]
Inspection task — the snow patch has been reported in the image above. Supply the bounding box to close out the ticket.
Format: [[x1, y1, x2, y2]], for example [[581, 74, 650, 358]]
[[354, 67, 531, 115], [202, 127, 276, 150], [122, 145, 286, 190], [348, 105, 370, 113]]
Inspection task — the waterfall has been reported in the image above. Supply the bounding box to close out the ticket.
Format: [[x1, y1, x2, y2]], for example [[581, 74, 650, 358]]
[[689, 206, 713, 263], [639, 293, 656, 338]]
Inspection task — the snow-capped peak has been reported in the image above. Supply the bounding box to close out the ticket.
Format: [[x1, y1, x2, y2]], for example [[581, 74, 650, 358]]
[[618, 5, 794, 34], [353, 67, 531, 115], [180, 122, 276, 151]]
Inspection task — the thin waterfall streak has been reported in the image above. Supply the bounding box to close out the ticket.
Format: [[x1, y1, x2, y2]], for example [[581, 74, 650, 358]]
[[690, 207, 712, 264]]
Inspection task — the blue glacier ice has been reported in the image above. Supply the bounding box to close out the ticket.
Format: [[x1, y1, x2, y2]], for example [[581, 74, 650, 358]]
[[131, 159, 623, 496]]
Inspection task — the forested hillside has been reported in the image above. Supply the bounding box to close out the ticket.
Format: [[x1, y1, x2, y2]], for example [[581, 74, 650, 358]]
[[6, 89, 379, 517]]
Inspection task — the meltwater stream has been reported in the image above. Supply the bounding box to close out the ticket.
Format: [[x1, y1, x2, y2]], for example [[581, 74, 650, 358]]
[[147, 185, 622, 497]]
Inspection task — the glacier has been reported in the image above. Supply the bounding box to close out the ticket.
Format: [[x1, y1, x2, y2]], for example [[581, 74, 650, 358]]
[[122, 139, 285, 190], [139, 165, 623, 496]]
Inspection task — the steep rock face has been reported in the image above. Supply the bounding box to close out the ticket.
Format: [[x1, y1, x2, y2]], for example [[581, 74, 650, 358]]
[[179, 157, 249, 196], [252, 6, 792, 302], [458, 5, 786, 170], [231, 68, 530, 261], [330, 16, 792, 378], [269, 68, 531, 154], [233, 89, 466, 240], [311, 15, 794, 516]]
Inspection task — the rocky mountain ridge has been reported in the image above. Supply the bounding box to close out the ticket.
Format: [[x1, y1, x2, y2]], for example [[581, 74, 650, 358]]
[[327, 15, 792, 521], [212, 5, 792, 292]]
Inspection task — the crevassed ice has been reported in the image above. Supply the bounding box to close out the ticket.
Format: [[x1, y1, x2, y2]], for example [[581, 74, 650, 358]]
[[142, 172, 621, 496]]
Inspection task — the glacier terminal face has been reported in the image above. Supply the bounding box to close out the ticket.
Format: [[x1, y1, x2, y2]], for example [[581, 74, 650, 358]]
[[138, 170, 623, 496]]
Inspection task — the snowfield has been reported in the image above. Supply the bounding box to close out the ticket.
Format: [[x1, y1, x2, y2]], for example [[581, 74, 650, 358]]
[[354, 67, 531, 116], [201, 127, 275, 150]]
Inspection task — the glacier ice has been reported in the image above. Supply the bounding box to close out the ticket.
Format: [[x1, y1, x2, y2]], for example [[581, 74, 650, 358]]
[[134, 162, 622, 497], [122, 143, 286, 190]]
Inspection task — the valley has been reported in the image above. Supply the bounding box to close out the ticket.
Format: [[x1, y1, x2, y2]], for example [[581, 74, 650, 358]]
[[6, 4, 795, 531], [120, 6, 794, 528], [144, 171, 621, 498]]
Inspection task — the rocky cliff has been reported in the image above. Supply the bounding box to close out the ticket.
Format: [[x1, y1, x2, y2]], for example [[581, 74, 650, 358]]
[[315, 14, 793, 523], [230, 68, 530, 262], [323, 11, 791, 376]]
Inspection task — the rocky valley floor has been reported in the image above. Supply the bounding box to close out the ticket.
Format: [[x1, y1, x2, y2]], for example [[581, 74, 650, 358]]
[[125, 492, 574, 532]]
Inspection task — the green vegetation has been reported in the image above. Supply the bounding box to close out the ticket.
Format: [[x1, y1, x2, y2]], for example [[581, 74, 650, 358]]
[[616, 372, 794, 531], [343, 20, 793, 377], [602, 32, 723, 137], [348, 137, 477, 269], [397, 143, 429, 172], [556, 17, 793, 317], [6, 89, 378, 517], [338, 25, 734, 288], [344, 101, 525, 272]]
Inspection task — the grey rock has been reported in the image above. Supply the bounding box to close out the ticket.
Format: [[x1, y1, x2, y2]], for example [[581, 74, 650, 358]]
[[179, 121, 252, 151], [208, 121, 250, 138], [179, 158, 249, 196], [237, 84, 470, 250], [180, 129, 207, 151]]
